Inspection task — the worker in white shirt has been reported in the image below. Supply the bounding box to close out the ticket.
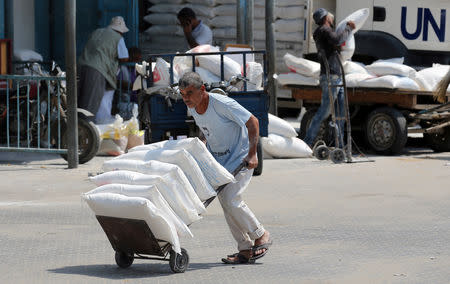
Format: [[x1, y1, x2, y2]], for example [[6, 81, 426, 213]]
[[177, 7, 213, 49]]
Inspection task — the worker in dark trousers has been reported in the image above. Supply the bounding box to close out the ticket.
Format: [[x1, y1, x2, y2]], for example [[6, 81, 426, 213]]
[[303, 8, 355, 148]]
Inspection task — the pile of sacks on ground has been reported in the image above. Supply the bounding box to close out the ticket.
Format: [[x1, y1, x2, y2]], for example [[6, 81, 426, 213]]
[[83, 137, 236, 253], [96, 106, 145, 156], [262, 114, 312, 158], [276, 8, 450, 93], [134, 44, 263, 92]]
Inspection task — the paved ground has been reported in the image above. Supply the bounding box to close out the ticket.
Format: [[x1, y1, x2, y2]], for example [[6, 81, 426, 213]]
[[1, 147, 450, 284]]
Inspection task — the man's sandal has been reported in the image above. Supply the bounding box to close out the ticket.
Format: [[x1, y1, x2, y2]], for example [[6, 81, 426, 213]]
[[221, 253, 255, 264], [250, 239, 273, 260]]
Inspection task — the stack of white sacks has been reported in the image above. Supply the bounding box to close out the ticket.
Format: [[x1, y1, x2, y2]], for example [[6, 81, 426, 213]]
[[141, 0, 305, 73], [143, 0, 232, 53], [83, 137, 235, 253], [211, 0, 304, 43], [276, 8, 450, 92], [137, 44, 264, 91], [261, 114, 312, 158], [277, 54, 450, 92], [211, 0, 305, 73]]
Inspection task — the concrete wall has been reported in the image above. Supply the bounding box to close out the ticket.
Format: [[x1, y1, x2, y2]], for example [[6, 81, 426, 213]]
[[13, 0, 35, 50]]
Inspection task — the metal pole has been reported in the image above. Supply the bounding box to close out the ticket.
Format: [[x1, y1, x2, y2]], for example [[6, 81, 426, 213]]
[[265, 0, 277, 115], [237, 0, 245, 44], [65, 0, 78, 168], [245, 0, 254, 47], [5, 0, 14, 41]]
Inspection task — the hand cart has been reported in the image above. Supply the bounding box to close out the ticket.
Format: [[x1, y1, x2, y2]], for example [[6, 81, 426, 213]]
[[94, 162, 247, 273], [310, 50, 353, 163]]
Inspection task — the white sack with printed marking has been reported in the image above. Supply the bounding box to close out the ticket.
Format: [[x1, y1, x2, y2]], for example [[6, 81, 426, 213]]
[[268, 114, 298, 138], [101, 159, 205, 222], [153, 57, 177, 86], [261, 134, 312, 158], [336, 8, 370, 61], [283, 53, 320, 77], [129, 138, 235, 188], [85, 184, 192, 237], [114, 149, 216, 201], [275, 73, 320, 86], [83, 192, 181, 253]]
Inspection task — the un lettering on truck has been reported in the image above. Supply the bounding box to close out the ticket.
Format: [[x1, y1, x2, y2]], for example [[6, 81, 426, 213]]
[[372, 0, 449, 52]]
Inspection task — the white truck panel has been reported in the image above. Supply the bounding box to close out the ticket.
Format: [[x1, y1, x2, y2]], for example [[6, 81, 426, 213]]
[[373, 0, 449, 52]]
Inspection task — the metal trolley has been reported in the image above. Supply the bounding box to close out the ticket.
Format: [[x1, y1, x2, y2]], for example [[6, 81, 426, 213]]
[[94, 163, 247, 273], [311, 50, 353, 163]]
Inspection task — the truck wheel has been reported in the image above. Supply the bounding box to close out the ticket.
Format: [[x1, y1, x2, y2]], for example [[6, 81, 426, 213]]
[[364, 107, 407, 155], [424, 128, 450, 152], [299, 109, 331, 145], [253, 139, 263, 176]]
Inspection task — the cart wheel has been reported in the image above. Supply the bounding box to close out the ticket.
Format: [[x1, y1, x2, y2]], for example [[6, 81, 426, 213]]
[[314, 145, 330, 160], [330, 148, 345, 164], [115, 251, 134, 268], [169, 248, 189, 273]]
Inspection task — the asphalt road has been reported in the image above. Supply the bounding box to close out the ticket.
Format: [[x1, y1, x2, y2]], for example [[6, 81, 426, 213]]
[[0, 148, 449, 284]]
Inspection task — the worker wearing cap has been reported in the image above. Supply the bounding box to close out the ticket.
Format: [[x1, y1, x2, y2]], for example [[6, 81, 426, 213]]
[[303, 8, 355, 148], [177, 7, 213, 49], [78, 16, 130, 124]]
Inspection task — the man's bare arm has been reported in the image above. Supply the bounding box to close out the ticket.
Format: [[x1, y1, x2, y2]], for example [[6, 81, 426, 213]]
[[183, 22, 199, 48], [244, 115, 259, 169]]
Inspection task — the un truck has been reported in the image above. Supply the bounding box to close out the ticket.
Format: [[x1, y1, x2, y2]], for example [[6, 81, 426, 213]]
[[282, 0, 450, 155]]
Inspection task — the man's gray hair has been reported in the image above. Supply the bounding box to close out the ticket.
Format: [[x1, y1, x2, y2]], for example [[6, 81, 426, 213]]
[[179, 71, 203, 89]]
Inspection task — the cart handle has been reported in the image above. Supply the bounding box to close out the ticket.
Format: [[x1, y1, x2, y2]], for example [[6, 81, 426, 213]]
[[203, 161, 248, 208]]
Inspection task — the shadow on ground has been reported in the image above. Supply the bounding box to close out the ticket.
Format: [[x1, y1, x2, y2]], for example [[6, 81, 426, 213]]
[[0, 152, 64, 164], [48, 262, 251, 279]]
